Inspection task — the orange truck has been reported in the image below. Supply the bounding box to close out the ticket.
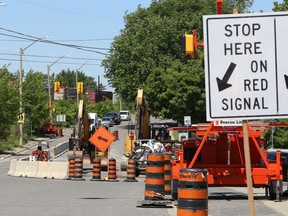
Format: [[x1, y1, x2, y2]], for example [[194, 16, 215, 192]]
[[40, 122, 58, 137], [169, 122, 287, 200]]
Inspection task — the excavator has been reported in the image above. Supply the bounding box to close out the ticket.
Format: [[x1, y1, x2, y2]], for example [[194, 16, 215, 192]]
[[135, 88, 150, 140], [124, 89, 150, 156], [68, 99, 108, 163], [124, 89, 172, 174], [68, 100, 92, 161]]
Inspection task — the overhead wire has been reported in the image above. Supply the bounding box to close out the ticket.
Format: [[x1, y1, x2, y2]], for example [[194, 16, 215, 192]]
[[0, 57, 101, 66], [12, 0, 120, 21], [0, 27, 111, 55], [0, 52, 103, 61]]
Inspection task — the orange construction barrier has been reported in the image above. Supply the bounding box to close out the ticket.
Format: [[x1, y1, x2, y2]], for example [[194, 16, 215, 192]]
[[108, 158, 119, 182], [91, 158, 102, 181], [68, 158, 75, 180], [72, 158, 85, 181], [164, 153, 172, 195], [177, 168, 208, 216], [124, 159, 138, 182], [144, 153, 165, 200]]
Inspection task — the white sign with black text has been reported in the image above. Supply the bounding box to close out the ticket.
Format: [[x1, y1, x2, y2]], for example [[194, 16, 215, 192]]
[[184, 116, 191, 126], [204, 12, 288, 120]]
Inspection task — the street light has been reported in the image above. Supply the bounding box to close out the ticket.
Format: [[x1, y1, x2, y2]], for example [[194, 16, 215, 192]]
[[47, 55, 69, 116], [19, 36, 50, 146], [76, 61, 89, 106]]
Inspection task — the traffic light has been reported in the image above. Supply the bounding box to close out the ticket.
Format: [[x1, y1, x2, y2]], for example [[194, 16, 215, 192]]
[[77, 82, 83, 94], [181, 33, 194, 55], [54, 82, 60, 93]]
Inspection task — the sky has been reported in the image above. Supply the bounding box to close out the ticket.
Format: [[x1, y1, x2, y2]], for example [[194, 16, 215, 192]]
[[0, 0, 284, 91]]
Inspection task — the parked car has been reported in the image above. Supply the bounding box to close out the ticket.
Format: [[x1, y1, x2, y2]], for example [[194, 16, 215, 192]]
[[101, 117, 113, 129], [119, 110, 131, 121], [104, 112, 121, 125]]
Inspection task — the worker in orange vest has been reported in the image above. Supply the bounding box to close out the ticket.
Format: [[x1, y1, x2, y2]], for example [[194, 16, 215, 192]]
[[31, 145, 48, 162]]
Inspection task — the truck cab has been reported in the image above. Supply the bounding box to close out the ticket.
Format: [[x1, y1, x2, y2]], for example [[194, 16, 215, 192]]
[[88, 113, 98, 134]]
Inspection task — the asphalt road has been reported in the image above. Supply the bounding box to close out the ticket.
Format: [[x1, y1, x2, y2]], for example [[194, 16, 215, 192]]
[[1, 121, 288, 216]]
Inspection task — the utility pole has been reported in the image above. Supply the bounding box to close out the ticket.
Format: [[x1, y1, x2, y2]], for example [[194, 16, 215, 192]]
[[47, 64, 51, 117], [47, 55, 68, 117], [76, 61, 89, 107], [19, 48, 23, 146], [19, 36, 51, 146]]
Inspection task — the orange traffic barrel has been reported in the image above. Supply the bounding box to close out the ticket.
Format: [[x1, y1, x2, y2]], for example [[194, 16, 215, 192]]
[[164, 153, 172, 195], [177, 168, 208, 216], [124, 159, 138, 182], [108, 158, 119, 182], [72, 158, 85, 181], [144, 153, 165, 200], [91, 158, 102, 181], [68, 158, 75, 180]]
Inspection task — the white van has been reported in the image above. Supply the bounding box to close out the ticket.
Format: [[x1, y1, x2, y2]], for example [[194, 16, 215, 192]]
[[119, 110, 131, 121], [88, 113, 98, 133]]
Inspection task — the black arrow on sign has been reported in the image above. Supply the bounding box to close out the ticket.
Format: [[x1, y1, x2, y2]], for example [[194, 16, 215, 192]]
[[216, 62, 237, 92], [284, 75, 288, 89], [98, 136, 108, 142]]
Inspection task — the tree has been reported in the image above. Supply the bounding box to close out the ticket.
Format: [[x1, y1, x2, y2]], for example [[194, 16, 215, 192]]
[[0, 67, 19, 140], [55, 69, 100, 91], [22, 70, 49, 135], [273, 0, 288, 11], [52, 99, 77, 127], [103, 0, 253, 123]]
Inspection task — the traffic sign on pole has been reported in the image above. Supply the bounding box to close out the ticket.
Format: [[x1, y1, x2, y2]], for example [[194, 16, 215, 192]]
[[204, 12, 288, 120], [89, 126, 115, 152], [184, 116, 191, 126]]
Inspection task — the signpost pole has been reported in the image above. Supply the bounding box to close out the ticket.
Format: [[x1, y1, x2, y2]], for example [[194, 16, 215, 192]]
[[242, 120, 255, 216]]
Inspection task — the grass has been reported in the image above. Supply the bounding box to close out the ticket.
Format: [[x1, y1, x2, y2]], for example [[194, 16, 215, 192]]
[[0, 136, 21, 153]]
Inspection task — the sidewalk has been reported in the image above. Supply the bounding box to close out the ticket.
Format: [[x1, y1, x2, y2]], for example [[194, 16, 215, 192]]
[[0, 138, 48, 161]]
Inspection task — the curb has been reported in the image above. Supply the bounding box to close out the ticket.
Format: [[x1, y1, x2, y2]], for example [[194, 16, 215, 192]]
[[0, 138, 50, 161]]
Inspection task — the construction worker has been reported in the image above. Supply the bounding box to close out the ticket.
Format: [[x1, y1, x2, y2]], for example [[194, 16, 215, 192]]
[[31, 145, 48, 162]]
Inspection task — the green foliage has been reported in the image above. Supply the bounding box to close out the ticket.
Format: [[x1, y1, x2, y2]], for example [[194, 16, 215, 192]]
[[0, 67, 19, 140], [0, 134, 20, 152], [146, 57, 205, 123], [103, 0, 253, 123], [52, 100, 77, 127], [273, 0, 288, 11], [86, 99, 117, 118], [264, 119, 288, 149], [55, 69, 104, 91], [22, 70, 49, 135]]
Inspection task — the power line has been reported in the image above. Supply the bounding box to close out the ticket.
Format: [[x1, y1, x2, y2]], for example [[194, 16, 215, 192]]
[[0, 27, 110, 55], [13, 0, 120, 21], [0, 52, 104, 61], [0, 38, 114, 42], [0, 58, 101, 66]]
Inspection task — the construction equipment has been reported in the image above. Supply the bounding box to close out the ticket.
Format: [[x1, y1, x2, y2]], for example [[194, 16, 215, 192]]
[[68, 100, 102, 163], [124, 89, 150, 160], [169, 122, 288, 200], [124, 89, 179, 173], [135, 88, 150, 139], [40, 121, 59, 138]]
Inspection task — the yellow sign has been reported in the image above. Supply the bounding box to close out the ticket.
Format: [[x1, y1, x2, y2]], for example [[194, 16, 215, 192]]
[[18, 113, 25, 124]]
